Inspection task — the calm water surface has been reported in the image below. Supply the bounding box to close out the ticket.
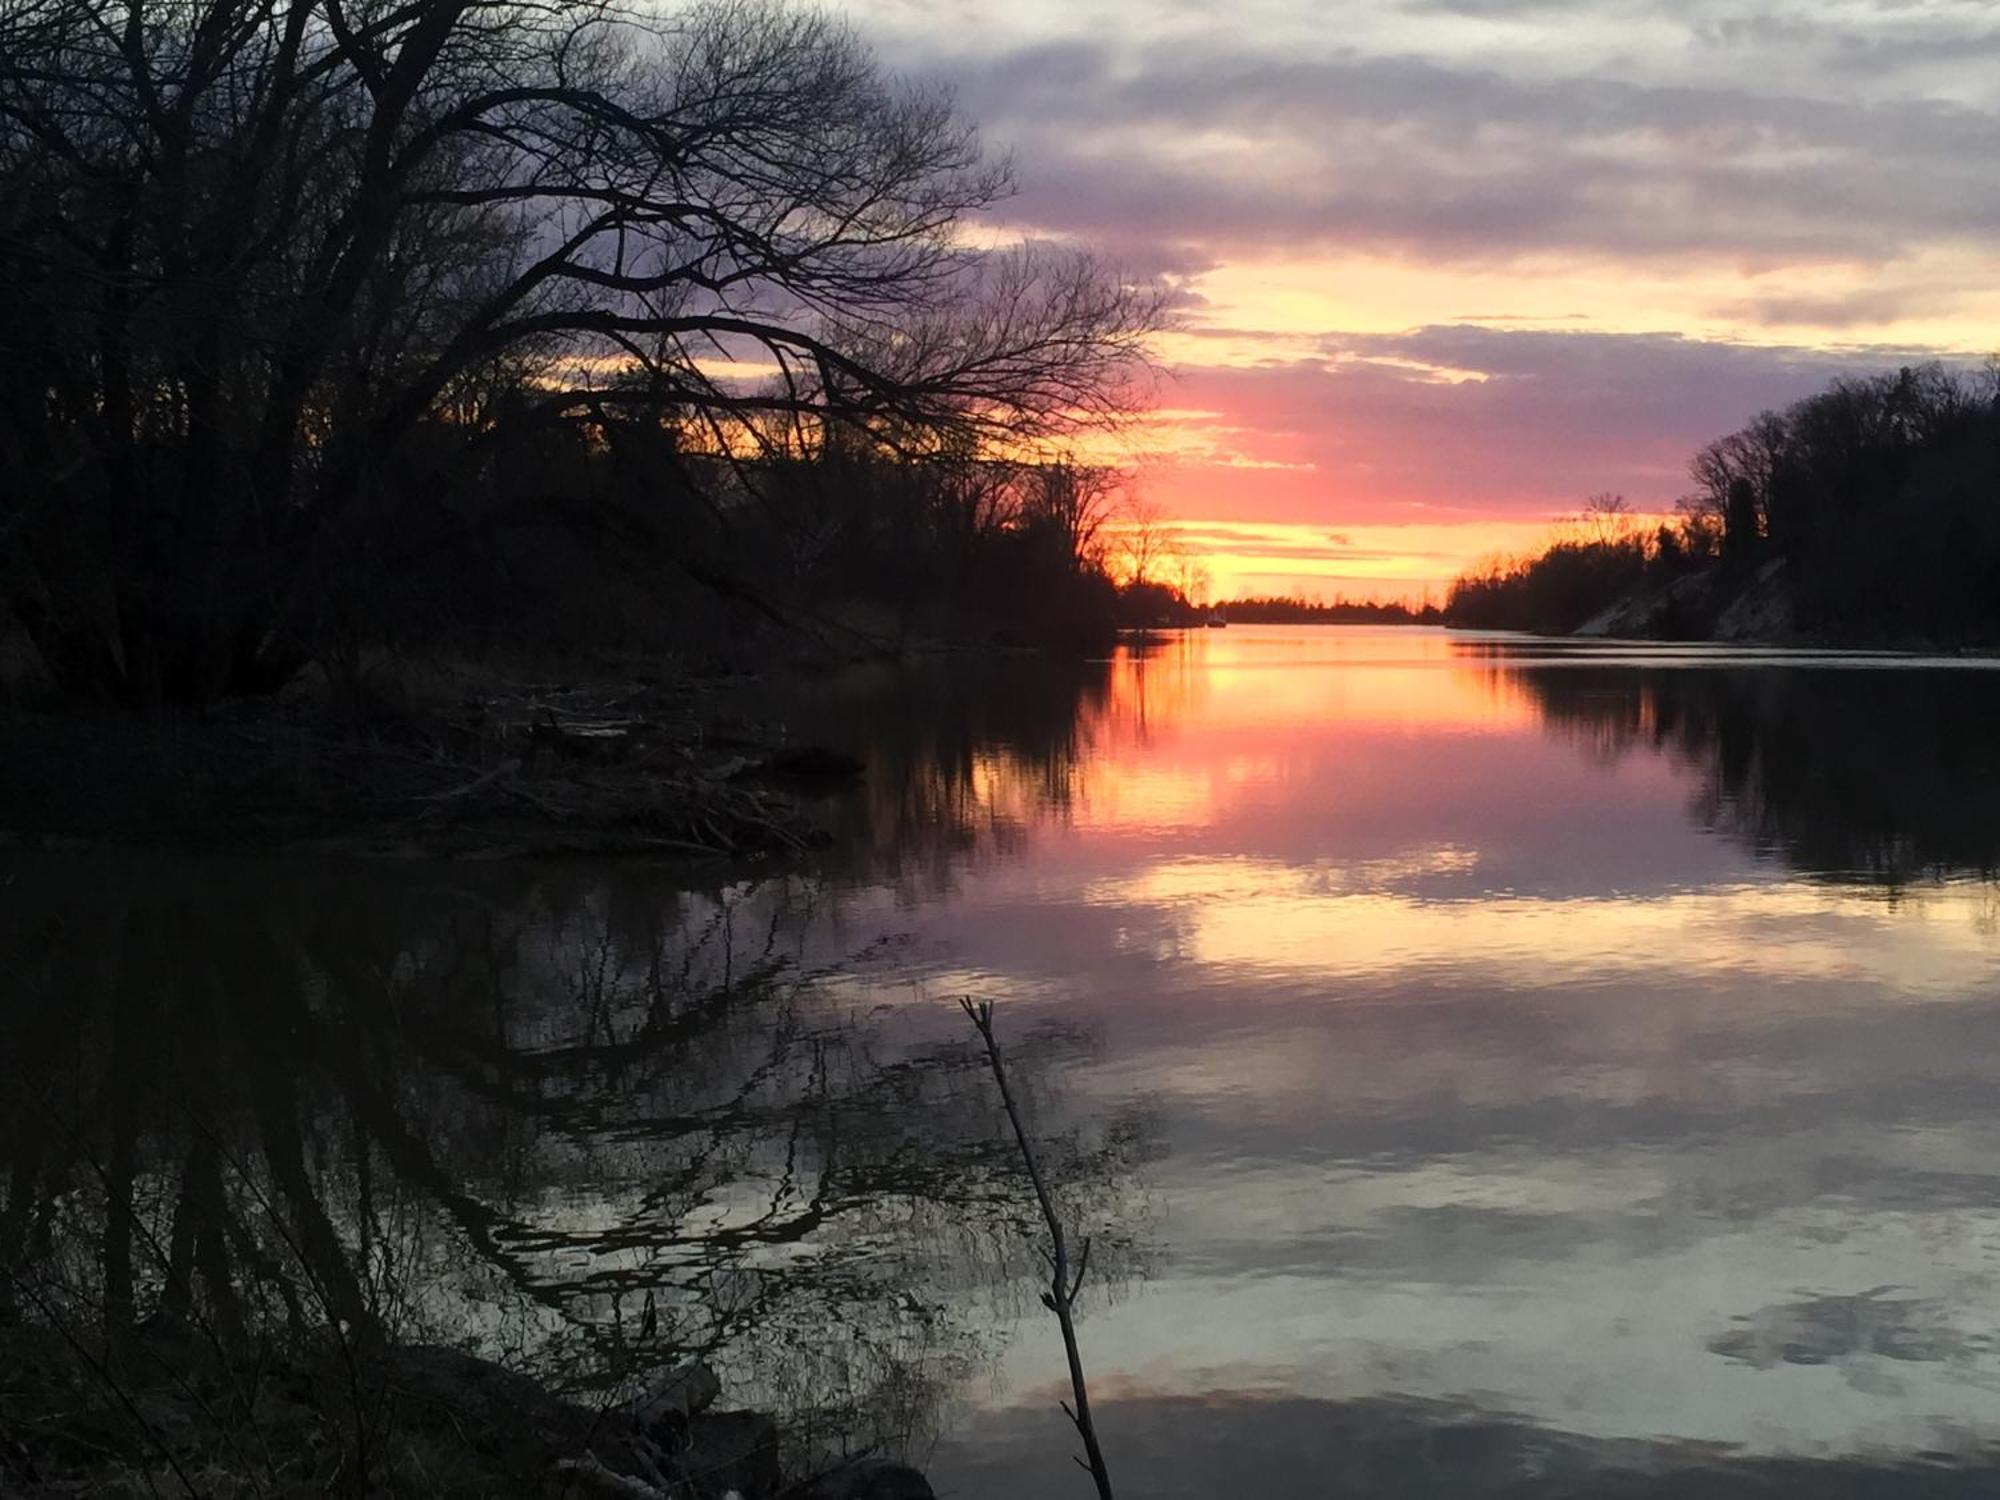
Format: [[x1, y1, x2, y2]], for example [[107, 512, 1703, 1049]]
[[10, 626, 2000, 1495]]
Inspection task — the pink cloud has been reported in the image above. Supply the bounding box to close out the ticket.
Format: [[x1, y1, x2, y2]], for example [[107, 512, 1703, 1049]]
[[1145, 330, 1936, 528]]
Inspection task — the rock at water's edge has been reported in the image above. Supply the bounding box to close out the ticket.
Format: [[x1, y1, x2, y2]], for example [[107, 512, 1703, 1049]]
[[797, 1458, 937, 1499]]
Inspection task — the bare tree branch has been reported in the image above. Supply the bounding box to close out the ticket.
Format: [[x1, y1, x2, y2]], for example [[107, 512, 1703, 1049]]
[[958, 996, 1115, 1500]]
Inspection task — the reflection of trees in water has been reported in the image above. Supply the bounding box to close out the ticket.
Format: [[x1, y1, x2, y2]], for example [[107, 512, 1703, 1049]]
[[743, 634, 1210, 899], [1513, 666, 2000, 884], [759, 653, 1118, 892], [1100, 633, 1209, 757], [0, 859, 1150, 1463]]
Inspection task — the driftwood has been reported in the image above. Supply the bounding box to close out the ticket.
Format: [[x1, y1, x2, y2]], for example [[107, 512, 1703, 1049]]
[[0, 1415, 40, 1487], [402, 738, 821, 858], [795, 1458, 936, 1498], [958, 997, 1116, 1500], [416, 756, 524, 806], [371, 1347, 773, 1497], [621, 1358, 723, 1430], [757, 746, 865, 781]]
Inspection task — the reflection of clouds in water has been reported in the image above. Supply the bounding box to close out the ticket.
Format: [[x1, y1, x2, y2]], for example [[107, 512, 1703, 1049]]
[[1300, 843, 1485, 893], [1708, 1289, 1983, 1371], [839, 634, 2000, 1480], [1077, 846, 1486, 907], [17, 630, 2000, 1494], [1020, 980, 2000, 1461], [982, 1204, 2000, 1464], [1027, 855, 1996, 1006], [797, 636, 2000, 1486], [938, 1391, 2000, 1498]]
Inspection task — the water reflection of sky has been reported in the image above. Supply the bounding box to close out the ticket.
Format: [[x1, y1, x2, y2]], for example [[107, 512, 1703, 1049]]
[[841, 628, 2000, 1494]]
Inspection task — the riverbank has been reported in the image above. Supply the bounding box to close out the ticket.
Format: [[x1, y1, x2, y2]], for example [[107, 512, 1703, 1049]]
[[1528, 559, 1999, 652], [1570, 558, 1800, 643], [0, 652, 880, 861], [0, 1324, 933, 1498]]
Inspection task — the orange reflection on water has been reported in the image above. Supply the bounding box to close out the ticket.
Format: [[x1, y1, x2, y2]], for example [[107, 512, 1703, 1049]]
[[1074, 628, 1543, 838], [966, 626, 2000, 1018], [879, 626, 2000, 1492]]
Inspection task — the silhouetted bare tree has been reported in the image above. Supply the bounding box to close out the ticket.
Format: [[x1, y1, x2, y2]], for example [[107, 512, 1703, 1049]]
[[0, 0, 1162, 705], [1020, 455, 1122, 573], [1110, 497, 1177, 588]]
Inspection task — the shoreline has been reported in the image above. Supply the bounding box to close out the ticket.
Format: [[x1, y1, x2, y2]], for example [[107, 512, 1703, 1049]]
[[0, 656, 858, 864], [0, 1327, 935, 1499], [9, 622, 1996, 865]]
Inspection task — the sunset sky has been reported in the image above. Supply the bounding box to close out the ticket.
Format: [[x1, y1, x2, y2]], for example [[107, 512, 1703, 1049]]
[[837, 0, 2000, 600]]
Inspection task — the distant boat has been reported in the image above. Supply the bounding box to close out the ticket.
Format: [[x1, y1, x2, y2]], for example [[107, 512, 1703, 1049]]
[[1205, 611, 1228, 628]]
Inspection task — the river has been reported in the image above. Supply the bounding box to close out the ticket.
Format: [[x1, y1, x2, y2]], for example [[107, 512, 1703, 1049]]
[[8, 626, 2000, 1495]]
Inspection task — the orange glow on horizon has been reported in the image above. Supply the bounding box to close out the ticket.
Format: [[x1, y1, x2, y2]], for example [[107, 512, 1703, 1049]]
[[1102, 246, 2000, 606], [1127, 514, 1681, 604]]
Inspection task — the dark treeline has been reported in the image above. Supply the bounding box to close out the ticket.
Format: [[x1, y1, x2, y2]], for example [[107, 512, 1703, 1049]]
[[1445, 362, 2000, 642], [1442, 495, 1711, 635], [0, 0, 1166, 710], [304, 405, 1149, 670], [1218, 594, 1443, 625]]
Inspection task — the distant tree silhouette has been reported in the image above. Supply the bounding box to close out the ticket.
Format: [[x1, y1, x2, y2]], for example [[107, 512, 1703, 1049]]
[[727, 441, 1135, 648], [1215, 595, 1439, 625], [1021, 457, 1122, 575], [1577, 493, 1635, 548], [1446, 361, 2000, 643], [1111, 498, 1178, 589]]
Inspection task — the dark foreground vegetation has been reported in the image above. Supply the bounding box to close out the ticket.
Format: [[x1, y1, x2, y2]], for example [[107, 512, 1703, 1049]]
[[0, 0, 1164, 713], [0, 854, 1150, 1496], [0, 0, 1159, 1491], [0, 0, 1174, 853], [1445, 362, 2000, 644]]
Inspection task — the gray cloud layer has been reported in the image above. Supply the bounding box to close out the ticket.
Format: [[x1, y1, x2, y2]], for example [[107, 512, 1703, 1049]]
[[842, 0, 2000, 516], [860, 1, 2000, 276]]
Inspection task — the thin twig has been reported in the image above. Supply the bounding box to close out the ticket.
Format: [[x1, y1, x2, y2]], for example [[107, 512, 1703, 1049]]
[[957, 997, 1114, 1500]]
